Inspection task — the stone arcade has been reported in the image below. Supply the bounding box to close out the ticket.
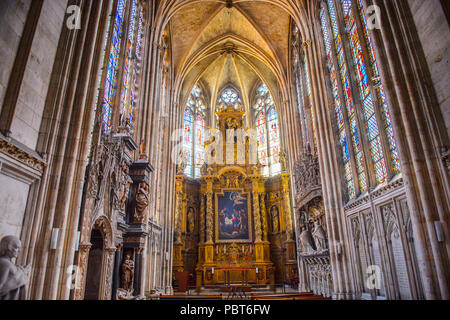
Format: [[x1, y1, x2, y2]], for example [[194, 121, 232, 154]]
[[0, 0, 448, 300]]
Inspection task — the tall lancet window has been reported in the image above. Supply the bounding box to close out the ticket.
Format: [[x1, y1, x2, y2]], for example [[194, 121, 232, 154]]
[[254, 84, 281, 177], [182, 85, 207, 178], [103, 0, 127, 133], [320, 0, 401, 201], [292, 25, 317, 155], [119, 0, 144, 134], [99, 0, 145, 135]]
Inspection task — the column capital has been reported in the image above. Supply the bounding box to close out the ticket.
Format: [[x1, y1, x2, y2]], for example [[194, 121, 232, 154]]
[[78, 242, 92, 253], [105, 246, 117, 254]]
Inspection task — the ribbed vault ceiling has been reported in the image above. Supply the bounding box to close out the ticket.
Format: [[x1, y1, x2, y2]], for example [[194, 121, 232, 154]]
[[169, 1, 292, 115]]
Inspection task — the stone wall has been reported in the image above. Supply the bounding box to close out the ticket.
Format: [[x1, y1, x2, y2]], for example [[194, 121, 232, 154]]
[[9, 0, 68, 150], [0, 0, 32, 113], [0, 0, 67, 237], [408, 0, 450, 137], [0, 173, 30, 238]]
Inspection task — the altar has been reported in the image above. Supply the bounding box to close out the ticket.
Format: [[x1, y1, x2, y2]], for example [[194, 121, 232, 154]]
[[172, 100, 297, 290]]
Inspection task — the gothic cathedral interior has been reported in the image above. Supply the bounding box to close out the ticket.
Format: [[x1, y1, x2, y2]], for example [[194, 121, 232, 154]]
[[0, 0, 449, 301]]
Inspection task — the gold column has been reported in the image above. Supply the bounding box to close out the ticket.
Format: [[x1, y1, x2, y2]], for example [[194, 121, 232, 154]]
[[205, 176, 214, 243], [281, 173, 294, 240], [199, 191, 205, 243], [204, 176, 214, 266], [260, 192, 268, 242], [174, 176, 184, 243], [173, 175, 184, 272], [251, 176, 262, 242]]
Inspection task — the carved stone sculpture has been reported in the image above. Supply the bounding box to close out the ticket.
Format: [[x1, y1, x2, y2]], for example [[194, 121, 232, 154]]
[[121, 254, 134, 292], [299, 227, 315, 254], [120, 163, 133, 211], [312, 221, 327, 252], [0, 236, 30, 300], [135, 182, 149, 222]]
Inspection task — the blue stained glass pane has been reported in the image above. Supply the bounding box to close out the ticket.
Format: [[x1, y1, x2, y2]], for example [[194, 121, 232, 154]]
[[367, 115, 379, 140], [370, 137, 383, 162], [342, 0, 352, 15], [328, 0, 339, 38], [103, 0, 127, 133], [268, 107, 277, 122], [120, 0, 138, 129], [362, 94, 374, 119], [349, 24, 370, 98], [182, 86, 207, 177]]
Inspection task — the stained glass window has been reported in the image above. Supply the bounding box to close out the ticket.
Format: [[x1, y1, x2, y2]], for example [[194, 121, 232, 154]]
[[319, 0, 402, 201], [222, 89, 238, 104], [103, 0, 127, 134], [126, 5, 144, 133], [120, 0, 137, 129], [194, 114, 205, 178], [182, 85, 206, 178], [341, 0, 387, 184], [217, 87, 242, 109], [257, 111, 269, 177], [321, 9, 356, 199], [183, 108, 193, 176], [88, 0, 114, 159], [254, 84, 282, 177], [330, 0, 367, 193], [99, 0, 145, 135], [356, 0, 401, 175]]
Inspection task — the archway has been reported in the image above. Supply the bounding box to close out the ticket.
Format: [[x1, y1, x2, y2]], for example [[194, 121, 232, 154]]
[[84, 229, 104, 300]]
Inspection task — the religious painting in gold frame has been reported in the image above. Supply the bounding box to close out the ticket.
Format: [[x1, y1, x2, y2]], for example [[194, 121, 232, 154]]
[[215, 190, 252, 243]]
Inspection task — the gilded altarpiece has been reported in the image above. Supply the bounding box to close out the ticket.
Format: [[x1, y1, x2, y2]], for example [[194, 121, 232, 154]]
[[173, 103, 296, 289]]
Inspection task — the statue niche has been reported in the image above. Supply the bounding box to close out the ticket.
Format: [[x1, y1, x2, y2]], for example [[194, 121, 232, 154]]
[[134, 181, 149, 223], [187, 207, 195, 234], [270, 206, 280, 233], [121, 253, 135, 292]]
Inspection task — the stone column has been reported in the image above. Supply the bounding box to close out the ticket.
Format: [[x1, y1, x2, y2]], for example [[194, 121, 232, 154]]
[[74, 243, 92, 300], [111, 244, 122, 300], [368, 0, 450, 299], [133, 248, 144, 296], [101, 246, 117, 300]]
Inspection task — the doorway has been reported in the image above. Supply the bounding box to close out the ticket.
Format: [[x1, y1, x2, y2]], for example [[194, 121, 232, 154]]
[[84, 229, 104, 300]]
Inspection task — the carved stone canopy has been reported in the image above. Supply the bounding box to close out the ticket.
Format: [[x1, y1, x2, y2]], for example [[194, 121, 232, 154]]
[[293, 153, 321, 206]]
